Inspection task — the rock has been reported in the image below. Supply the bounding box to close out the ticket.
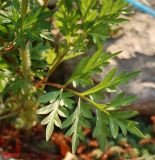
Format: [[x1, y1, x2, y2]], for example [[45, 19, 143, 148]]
[[104, 12, 155, 115]]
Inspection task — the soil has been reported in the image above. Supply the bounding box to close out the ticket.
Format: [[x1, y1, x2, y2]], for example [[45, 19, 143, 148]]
[[0, 116, 155, 160]]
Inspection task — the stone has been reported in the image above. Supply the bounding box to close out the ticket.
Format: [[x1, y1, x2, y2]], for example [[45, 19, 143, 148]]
[[104, 11, 155, 115]]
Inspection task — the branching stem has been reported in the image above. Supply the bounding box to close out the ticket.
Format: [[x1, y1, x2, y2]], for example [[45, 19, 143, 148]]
[[45, 82, 109, 114]]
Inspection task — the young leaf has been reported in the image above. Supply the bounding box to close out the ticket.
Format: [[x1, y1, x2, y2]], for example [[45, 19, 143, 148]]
[[82, 48, 103, 73], [109, 118, 119, 139], [46, 121, 54, 141], [38, 91, 60, 104], [93, 110, 108, 150], [128, 126, 145, 138], [114, 111, 139, 119], [37, 91, 76, 141], [82, 68, 117, 95], [107, 92, 137, 110], [82, 70, 140, 96], [63, 98, 81, 153], [62, 98, 92, 153], [117, 120, 127, 136], [81, 102, 92, 119], [60, 92, 75, 109]]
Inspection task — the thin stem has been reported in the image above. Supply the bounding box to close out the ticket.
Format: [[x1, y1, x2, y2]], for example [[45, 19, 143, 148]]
[[46, 53, 67, 80], [0, 112, 17, 120], [45, 43, 73, 82], [0, 107, 22, 121], [0, 43, 15, 56], [45, 82, 109, 114]]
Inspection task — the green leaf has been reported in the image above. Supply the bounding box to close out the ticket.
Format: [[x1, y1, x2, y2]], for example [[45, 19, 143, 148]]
[[128, 126, 145, 138], [114, 111, 139, 119], [39, 99, 60, 124], [67, 49, 119, 88], [38, 91, 60, 104], [85, 10, 98, 22], [46, 121, 54, 141], [54, 112, 62, 128], [64, 99, 81, 153], [72, 75, 93, 88], [113, 71, 141, 86], [117, 120, 127, 136], [38, 90, 76, 141], [36, 103, 55, 115], [71, 57, 89, 79], [82, 68, 117, 95], [72, 132, 79, 153], [0, 25, 7, 33], [82, 70, 140, 96], [86, 98, 108, 114], [89, 91, 105, 101], [22, 8, 42, 30], [58, 107, 69, 117], [0, 69, 11, 93], [65, 121, 77, 136], [79, 117, 91, 128], [108, 92, 137, 110], [83, 48, 103, 73], [81, 0, 96, 21], [109, 118, 119, 139], [63, 98, 92, 153], [81, 102, 92, 118], [78, 128, 85, 141], [62, 112, 76, 128], [45, 49, 57, 65], [93, 110, 108, 150], [60, 93, 75, 109]]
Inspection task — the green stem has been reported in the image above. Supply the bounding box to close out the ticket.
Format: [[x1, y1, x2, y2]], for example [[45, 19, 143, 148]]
[[46, 34, 84, 82], [20, 0, 31, 85], [45, 83, 109, 115], [46, 44, 71, 82], [47, 53, 66, 80], [66, 88, 109, 114], [20, 0, 30, 79], [21, 0, 29, 20], [20, 43, 31, 80]]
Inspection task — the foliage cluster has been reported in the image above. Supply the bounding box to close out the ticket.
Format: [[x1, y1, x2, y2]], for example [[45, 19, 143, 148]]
[[0, 0, 143, 153]]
